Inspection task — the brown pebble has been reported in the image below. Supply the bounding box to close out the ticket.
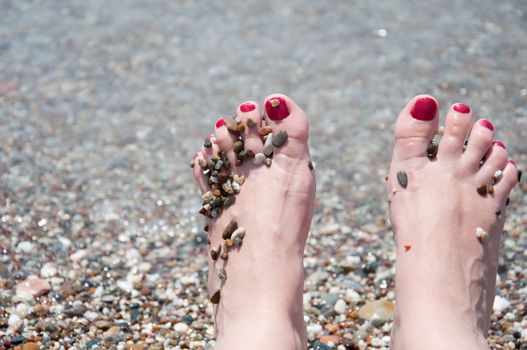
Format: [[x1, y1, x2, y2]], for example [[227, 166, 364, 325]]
[[259, 126, 273, 136], [224, 116, 239, 132], [21, 343, 39, 350], [246, 117, 257, 127], [427, 140, 438, 158], [233, 140, 244, 153], [222, 220, 238, 239], [220, 251, 229, 260], [506, 197, 510, 206], [210, 248, 219, 261], [396, 170, 408, 188], [210, 290, 221, 304], [403, 243, 412, 251], [237, 123, 246, 133], [225, 239, 233, 248], [217, 171, 229, 183], [495, 210, 501, 217], [189, 159, 195, 168], [204, 225, 209, 232], [488, 185, 494, 194], [477, 184, 488, 196], [308, 161, 314, 170], [246, 150, 255, 158]]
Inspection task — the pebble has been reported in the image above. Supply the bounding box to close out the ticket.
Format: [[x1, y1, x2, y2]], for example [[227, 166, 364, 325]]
[[494, 296, 511, 312], [272, 130, 288, 147], [95, 320, 112, 330], [259, 126, 273, 136], [334, 299, 347, 314], [222, 220, 238, 239], [21, 343, 39, 350], [477, 184, 488, 195], [40, 262, 58, 278], [263, 133, 274, 155], [210, 290, 221, 304], [231, 227, 246, 241], [174, 322, 189, 334], [15, 277, 51, 300], [233, 140, 244, 153], [358, 300, 394, 326], [396, 171, 408, 188], [427, 140, 438, 158], [476, 227, 489, 243], [16, 241, 34, 254], [253, 153, 265, 165]]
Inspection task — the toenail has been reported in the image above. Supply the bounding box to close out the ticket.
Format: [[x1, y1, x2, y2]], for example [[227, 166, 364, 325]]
[[453, 103, 471, 114], [508, 159, 516, 166], [240, 102, 256, 112], [410, 97, 438, 121], [480, 119, 494, 131], [265, 97, 290, 120], [215, 117, 226, 128], [492, 140, 506, 149]]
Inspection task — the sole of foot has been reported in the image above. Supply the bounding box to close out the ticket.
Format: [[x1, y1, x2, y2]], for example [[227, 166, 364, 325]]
[[387, 95, 519, 350], [191, 94, 316, 350]]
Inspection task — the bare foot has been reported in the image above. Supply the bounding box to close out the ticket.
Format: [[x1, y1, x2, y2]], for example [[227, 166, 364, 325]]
[[387, 95, 519, 350], [191, 94, 315, 350]]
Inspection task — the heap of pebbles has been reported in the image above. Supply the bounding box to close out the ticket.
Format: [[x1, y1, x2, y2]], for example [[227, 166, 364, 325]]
[[189, 111, 289, 304]]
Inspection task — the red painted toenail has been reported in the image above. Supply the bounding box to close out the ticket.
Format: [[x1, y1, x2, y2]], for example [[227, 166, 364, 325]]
[[493, 140, 506, 149], [215, 118, 225, 128], [453, 103, 471, 113], [240, 102, 256, 112], [410, 97, 438, 121], [265, 97, 290, 120], [480, 119, 494, 131], [508, 159, 516, 166]]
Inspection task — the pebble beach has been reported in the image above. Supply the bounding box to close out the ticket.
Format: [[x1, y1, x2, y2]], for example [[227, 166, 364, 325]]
[[1, 0, 526, 349]]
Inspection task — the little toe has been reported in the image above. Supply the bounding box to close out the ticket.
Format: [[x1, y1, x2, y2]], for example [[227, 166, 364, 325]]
[[392, 95, 439, 162], [463, 119, 494, 170], [263, 94, 310, 160], [437, 103, 472, 159], [192, 152, 209, 193], [235, 101, 264, 156], [494, 160, 519, 199], [201, 135, 220, 164], [477, 141, 508, 184], [214, 117, 238, 167]]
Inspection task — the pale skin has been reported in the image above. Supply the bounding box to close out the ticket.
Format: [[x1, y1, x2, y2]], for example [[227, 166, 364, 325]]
[[191, 94, 519, 349]]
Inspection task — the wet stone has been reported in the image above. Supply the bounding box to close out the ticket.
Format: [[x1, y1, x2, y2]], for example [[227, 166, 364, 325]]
[[222, 180, 234, 194], [396, 170, 408, 188], [222, 220, 238, 239], [493, 169, 503, 181], [272, 130, 288, 147], [358, 300, 394, 326], [203, 139, 212, 148], [427, 140, 438, 158], [264, 158, 272, 167], [476, 227, 489, 243], [231, 227, 246, 241], [210, 290, 221, 304]]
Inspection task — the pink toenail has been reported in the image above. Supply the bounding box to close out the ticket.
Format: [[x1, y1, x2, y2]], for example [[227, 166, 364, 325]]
[[493, 140, 506, 149], [265, 97, 290, 120], [453, 103, 471, 114], [480, 119, 494, 131], [215, 117, 225, 128], [240, 102, 256, 112], [205, 134, 213, 141], [410, 97, 438, 121]]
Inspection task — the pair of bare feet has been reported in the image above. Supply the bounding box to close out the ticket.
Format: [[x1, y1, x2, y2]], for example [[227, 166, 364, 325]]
[[191, 94, 519, 350]]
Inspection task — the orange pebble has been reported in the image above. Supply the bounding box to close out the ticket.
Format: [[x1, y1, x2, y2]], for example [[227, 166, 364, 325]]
[[403, 243, 412, 251]]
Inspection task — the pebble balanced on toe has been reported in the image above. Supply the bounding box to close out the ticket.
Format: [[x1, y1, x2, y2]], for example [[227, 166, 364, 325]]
[[387, 95, 520, 350], [190, 95, 315, 350]]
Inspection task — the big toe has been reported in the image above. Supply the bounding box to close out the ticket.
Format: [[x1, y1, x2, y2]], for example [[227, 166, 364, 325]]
[[263, 94, 310, 162], [392, 95, 439, 162]]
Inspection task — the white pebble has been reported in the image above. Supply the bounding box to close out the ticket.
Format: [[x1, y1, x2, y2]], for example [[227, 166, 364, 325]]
[[8, 314, 22, 329], [16, 241, 34, 254], [334, 299, 347, 314], [174, 322, 189, 334], [253, 153, 265, 165], [263, 133, 274, 156], [41, 262, 58, 278], [493, 295, 510, 312], [16, 303, 29, 318]]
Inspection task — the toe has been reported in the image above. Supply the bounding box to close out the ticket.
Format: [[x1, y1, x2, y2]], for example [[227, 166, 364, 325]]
[[214, 117, 238, 167], [236, 101, 264, 156], [192, 152, 209, 193], [263, 94, 310, 160], [437, 103, 472, 159], [477, 141, 508, 185], [393, 95, 439, 162], [494, 160, 519, 199], [463, 119, 494, 170], [201, 135, 220, 165]]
